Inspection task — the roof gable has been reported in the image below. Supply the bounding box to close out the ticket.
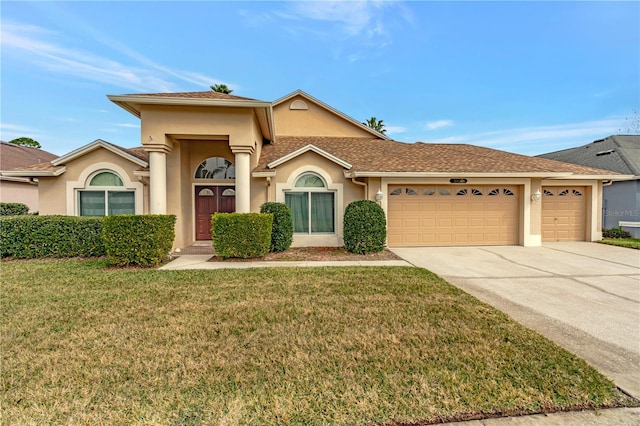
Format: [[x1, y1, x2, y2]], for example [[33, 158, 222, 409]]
[[272, 90, 390, 140], [52, 139, 148, 167], [267, 144, 352, 169]]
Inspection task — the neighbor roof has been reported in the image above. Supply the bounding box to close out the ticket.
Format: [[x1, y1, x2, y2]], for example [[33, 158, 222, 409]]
[[0, 141, 57, 171], [256, 136, 621, 177], [537, 135, 640, 176]]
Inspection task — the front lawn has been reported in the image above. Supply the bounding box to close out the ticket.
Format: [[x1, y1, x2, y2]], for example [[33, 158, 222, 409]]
[[1, 260, 634, 425], [598, 237, 640, 249]]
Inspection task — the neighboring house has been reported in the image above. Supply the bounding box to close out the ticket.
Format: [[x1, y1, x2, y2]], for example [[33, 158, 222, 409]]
[[538, 135, 640, 237], [0, 141, 57, 212], [4, 90, 626, 250]]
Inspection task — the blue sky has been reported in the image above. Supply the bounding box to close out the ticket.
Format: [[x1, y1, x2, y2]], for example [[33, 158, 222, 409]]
[[1, 1, 638, 156]]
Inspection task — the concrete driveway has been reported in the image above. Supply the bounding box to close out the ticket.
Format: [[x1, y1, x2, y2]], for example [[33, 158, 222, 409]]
[[391, 242, 640, 399]]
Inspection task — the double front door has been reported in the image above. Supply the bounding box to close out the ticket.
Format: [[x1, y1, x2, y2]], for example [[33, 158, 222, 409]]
[[195, 186, 236, 240]]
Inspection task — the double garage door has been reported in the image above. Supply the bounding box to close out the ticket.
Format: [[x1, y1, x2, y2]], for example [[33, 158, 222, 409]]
[[387, 184, 587, 247], [387, 185, 519, 247]]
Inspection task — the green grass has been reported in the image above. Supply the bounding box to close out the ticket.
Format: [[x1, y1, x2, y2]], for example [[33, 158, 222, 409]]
[[598, 237, 640, 249], [1, 260, 635, 425]]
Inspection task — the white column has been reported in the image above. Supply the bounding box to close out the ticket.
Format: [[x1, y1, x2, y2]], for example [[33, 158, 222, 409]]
[[149, 151, 167, 214], [234, 151, 251, 213]]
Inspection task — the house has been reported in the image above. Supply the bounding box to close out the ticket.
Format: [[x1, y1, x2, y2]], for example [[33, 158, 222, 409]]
[[3, 90, 627, 250], [0, 141, 58, 212], [537, 135, 640, 237]]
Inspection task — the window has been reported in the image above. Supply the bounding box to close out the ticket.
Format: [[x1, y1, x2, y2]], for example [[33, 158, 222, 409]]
[[79, 171, 135, 216], [195, 157, 235, 179], [285, 173, 335, 233]]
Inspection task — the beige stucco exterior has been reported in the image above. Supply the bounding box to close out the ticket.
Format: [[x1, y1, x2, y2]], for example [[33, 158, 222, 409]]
[[0, 180, 39, 212], [273, 94, 376, 138], [22, 90, 612, 251]]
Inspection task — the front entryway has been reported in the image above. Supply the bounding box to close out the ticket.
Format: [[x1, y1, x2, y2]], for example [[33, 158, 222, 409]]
[[387, 185, 519, 247], [195, 186, 235, 240]]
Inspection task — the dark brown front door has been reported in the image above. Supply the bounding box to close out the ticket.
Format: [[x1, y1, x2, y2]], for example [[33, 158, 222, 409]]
[[195, 186, 236, 240]]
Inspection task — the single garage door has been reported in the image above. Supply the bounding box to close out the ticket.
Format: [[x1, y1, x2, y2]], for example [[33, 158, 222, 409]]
[[387, 185, 519, 247], [542, 186, 586, 242]]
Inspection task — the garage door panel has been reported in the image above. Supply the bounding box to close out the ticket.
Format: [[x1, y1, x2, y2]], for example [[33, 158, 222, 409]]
[[388, 185, 519, 247], [542, 186, 586, 242]]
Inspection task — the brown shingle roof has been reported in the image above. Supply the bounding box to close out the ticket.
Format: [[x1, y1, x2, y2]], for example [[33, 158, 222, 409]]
[[256, 137, 618, 175], [123, 91, 257, 101], [0, 141, 57, 170]]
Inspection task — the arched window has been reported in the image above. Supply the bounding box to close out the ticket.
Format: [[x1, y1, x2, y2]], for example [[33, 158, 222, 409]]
[[194, 157, 235, 179], [78, 171, 135, 216], [285, 173, 335, 233]]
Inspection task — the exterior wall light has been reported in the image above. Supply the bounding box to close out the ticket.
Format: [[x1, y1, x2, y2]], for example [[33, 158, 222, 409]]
[[375, 189, 383, 203], [531, 191, 542, 202]]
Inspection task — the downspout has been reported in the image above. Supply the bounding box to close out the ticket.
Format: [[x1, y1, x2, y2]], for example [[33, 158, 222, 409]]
[[266, 176, 271, 203], [351, 177, 367, 199]]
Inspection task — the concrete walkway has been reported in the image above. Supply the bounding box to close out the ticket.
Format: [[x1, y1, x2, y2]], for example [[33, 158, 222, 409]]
[[159, 255, 411, 270]]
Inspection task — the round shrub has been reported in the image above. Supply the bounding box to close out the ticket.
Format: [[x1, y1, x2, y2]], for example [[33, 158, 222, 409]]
[[0, 202, 29, 216], [343, 200, 386, 254], [260, 202, 293, 252]]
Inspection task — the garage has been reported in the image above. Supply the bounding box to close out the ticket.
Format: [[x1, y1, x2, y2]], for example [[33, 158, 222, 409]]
[[541, 186, 586, 242], [387, 185, 519, 247]]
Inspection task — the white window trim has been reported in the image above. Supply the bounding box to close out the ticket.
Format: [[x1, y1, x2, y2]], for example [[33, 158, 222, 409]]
[[66, 162, 144, 216], [276, 166, 343, 247]]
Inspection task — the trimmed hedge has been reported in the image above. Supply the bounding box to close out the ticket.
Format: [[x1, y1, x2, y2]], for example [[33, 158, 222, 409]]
[[343, 200, 387, 254], [0, 215, 105, 258], [260, 202, 293, 252], [212, 213, 272, 259], [0, 202, 29, 216], [102, 215, 176, 267]]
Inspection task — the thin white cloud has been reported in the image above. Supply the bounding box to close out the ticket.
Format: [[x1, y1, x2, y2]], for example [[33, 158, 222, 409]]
[[0, 122, 45, 142], [426, 120, 454, 130], [385, 125, 408, 135], [0, 123, 37, 132], [423, 118, 627, 155], [1, 21, 225, 93], [115, 123, 139, 128], [241, 1, 403, 55]]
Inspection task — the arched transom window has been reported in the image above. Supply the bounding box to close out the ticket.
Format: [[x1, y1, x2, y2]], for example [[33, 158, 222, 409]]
[[79, 171, 135, 216], [195, 157, 235, 179], [285, 173, 335, 234]]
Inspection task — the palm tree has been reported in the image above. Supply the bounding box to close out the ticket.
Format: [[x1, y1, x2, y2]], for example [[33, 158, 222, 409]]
[[210, 84, 233, 94], [363, 116, 386, 134]]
